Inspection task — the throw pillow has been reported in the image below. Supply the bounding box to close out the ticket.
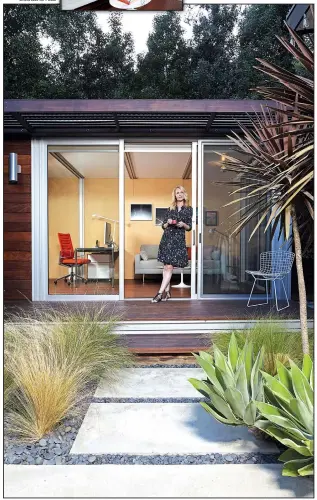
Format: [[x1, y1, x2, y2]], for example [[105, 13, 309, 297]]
[[211, 250, 220, 260], [140, 250, 148, 261]]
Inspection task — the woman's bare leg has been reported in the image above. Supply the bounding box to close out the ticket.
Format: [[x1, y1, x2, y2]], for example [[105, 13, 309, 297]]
[[159, 265, 173, 293]]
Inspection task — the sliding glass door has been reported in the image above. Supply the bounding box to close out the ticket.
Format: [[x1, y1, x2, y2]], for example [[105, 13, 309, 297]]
[[197, 141, 271, 298], [122, 142, 197, 300], [32, 138, 124, 301]]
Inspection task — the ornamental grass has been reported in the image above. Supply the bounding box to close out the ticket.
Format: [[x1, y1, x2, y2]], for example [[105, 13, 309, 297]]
[[4, 303, 134, 442], [211, 318, 313, 376]]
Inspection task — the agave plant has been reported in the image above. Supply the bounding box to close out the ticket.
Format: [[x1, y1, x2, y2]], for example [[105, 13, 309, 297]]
[[215, 23, 313, 355], [254, 354, 314, 477], [189, 333, 264, 426]]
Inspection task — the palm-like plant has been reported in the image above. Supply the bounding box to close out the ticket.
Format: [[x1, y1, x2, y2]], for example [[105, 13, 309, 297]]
[[215, 24, 313, 354]]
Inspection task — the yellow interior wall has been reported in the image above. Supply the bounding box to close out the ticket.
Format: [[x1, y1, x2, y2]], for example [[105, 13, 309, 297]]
[[84, 178, 120, 277], [48, 177, 192, 281], [48, 178, 79, 279], [124, 179, 192, 280]]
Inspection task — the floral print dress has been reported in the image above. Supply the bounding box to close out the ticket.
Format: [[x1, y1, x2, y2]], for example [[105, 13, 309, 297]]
[[157, 205, 193, 268]]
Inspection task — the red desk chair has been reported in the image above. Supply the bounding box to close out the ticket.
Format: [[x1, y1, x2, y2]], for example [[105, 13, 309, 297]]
[[54, 233, 90, 286]]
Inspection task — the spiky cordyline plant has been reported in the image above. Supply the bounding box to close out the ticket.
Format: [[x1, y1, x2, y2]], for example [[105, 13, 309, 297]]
[[215, 23, 313, 355]]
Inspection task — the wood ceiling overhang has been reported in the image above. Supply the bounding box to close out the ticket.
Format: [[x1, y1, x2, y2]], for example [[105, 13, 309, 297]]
[[4, 99, 270, 138]]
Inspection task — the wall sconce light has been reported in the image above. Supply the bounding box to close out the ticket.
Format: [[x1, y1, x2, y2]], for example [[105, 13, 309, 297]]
[[8, 153, 22, 184], [221, 155, 226, 171]]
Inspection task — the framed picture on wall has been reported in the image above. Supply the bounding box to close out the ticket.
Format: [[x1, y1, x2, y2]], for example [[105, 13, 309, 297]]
[[155, 208, 167, 226], [130, 204, 152, 221], [205, 210, 218, 226]]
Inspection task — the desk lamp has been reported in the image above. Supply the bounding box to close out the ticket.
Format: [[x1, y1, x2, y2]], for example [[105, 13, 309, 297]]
[[92, 214, 119, 247]]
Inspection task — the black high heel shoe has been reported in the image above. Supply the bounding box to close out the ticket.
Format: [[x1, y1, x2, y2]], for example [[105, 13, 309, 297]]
[[163, 289, 171, 301], [151, 292, 163, 303]]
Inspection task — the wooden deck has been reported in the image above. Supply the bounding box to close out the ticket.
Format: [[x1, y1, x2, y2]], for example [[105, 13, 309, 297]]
[[4, 299, 311, 321], [5, 299, 312, 354], [48, 279, 191, 298]]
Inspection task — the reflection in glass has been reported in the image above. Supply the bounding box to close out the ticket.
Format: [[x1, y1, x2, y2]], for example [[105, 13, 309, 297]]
[[202, 146, 270, 295]]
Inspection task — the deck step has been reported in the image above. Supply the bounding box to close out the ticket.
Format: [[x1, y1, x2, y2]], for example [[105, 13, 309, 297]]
[[122, 332, 210, 353], [115, 318, 312, 334]]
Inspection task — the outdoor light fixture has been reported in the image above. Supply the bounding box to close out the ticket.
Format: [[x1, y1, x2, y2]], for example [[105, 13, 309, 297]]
[[8, 153, 21, 184]]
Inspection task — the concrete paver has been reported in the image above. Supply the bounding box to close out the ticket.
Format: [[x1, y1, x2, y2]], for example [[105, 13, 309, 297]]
[[71, 403, 279, 455], [95, 368, 204, 398], [4, 464, 313, 498]]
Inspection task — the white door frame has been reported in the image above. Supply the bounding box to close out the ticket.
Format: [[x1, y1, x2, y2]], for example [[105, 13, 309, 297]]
[[32, 138, 122, 301], [191, 142, 198, 299], [122, 142, 195, 300], [197, 140, 289, 300], [197, 140, 233, 299]]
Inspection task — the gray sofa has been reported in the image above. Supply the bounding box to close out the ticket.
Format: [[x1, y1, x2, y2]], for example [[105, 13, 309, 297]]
[[135, 244, 191, 283], [202, 246, 222, 284]]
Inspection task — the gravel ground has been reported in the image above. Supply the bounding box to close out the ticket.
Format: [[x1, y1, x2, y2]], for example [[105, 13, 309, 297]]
[[4, 401, 282, 466], [4, 429, 280, 466], [93, 397, 206, 403], [135, 364, 199, 368], [4, 363, 282, 466]]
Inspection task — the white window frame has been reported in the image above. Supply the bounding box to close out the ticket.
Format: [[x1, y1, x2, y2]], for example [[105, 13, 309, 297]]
[[32, 138, 122, 301], [197, 140, 290, 300]]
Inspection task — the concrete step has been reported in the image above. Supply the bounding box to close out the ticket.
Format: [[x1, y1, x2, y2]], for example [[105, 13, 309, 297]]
[[5, 464, 313, 498], [70, 403, 279, 455], [95, 368, 203, 399], [115, 319, 312, 334]]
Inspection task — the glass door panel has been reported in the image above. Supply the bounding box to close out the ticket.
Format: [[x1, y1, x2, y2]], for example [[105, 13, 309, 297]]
[[47, 145, 119, 296], [199, 143, 270, 297]]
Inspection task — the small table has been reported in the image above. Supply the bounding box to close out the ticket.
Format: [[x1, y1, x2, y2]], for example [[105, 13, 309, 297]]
[[75, 246, 119, 288], [172, 268, 191, 289]]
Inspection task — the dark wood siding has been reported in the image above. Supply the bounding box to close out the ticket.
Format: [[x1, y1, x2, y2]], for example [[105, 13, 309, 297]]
[[4, 139, 32, 300]]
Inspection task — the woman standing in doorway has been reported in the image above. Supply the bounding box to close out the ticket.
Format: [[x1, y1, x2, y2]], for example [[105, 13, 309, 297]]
[[152, 186, 193, 303]]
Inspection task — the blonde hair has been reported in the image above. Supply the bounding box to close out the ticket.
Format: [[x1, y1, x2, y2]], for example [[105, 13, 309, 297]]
[[170, 185, 189, 210]]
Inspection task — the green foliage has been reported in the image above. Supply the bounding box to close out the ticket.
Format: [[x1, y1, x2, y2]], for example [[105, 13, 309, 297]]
[[134, 12, 191, 98], [185, 5, 240, 98], [4, 304, 134, 441], [4, 4, 294, 99], [233, 4, 294, 98], [4, 7, 135, 99], [254, 356, 314, 477], [211, 322, 314, 376], [189, 333, 264, 426]]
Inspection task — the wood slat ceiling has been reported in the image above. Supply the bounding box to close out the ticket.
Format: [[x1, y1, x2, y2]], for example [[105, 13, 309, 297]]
[[4, 111, 257, 135], [4, 100, 270, 138]]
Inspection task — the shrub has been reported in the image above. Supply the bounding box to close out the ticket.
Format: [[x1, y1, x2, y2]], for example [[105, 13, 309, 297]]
[[255, 355, 314, 477], [189, 333, 264, 426], [4, 303, 134, 442], [211, 320, 314, 376]]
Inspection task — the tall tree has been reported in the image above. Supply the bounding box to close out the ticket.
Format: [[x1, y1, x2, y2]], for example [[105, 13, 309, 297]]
[[187, 5, 240, 98], [233, 4, 294, 98], [82, 14, 135, 98], [4, 6, 49, 98], [42, 8, 100, 98], [4, 7, 135, 98], [135, 12, 191, 98]]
